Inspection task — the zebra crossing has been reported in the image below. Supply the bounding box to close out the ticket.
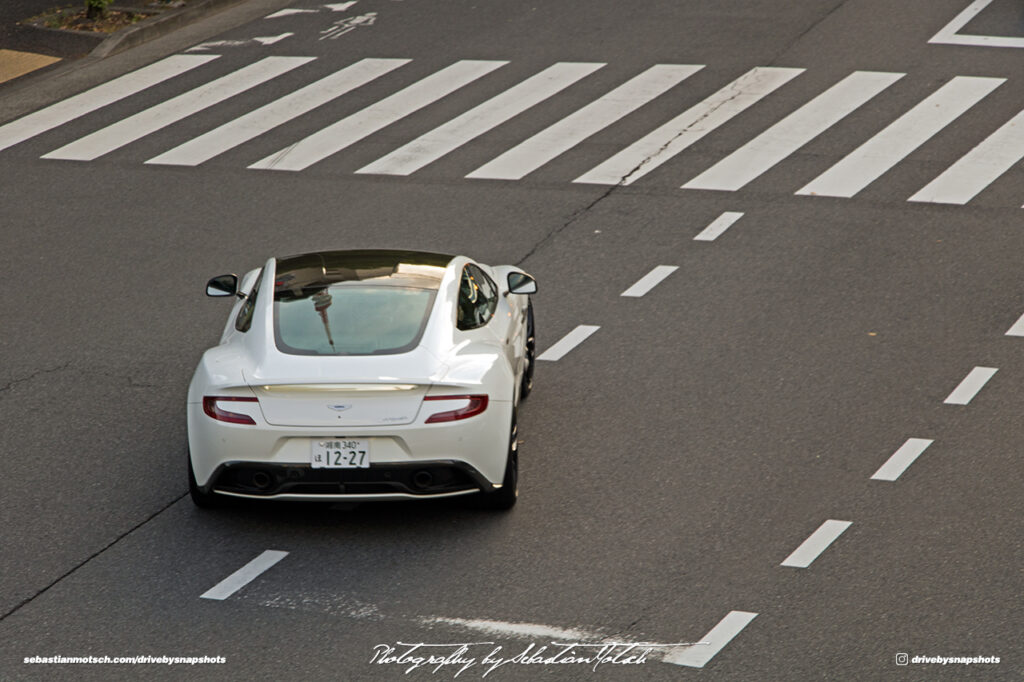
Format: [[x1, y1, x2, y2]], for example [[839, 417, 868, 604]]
[[2, 53, 1023, 206]]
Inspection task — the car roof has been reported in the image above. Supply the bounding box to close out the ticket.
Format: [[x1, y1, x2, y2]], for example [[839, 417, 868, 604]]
[[273, 250, 456, 300]]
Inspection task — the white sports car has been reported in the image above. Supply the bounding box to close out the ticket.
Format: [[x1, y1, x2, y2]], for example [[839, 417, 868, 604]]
[[187, 249, 536, 510]]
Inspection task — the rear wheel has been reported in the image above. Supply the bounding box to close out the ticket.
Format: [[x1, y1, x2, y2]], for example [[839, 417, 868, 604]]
[[188, 448, 223, 509], [519, 300, 535, 401], [476, 410, 518, 510]]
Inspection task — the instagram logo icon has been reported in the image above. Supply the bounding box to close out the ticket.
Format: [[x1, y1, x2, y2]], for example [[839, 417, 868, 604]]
[[896, 653, 909, 666]]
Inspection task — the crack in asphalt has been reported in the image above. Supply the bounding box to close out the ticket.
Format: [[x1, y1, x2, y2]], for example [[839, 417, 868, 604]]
[[0, 493, 188, 623], [515, 71, 759, 269], [602, 606, 652, 642], [0, 362, 72, 395], [0, 362, 162, 394], [514, 0, 850, 270]]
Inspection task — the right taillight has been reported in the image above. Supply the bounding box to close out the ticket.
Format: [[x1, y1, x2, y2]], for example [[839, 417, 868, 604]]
[[423, 395, 488, 423], [203, 396, 259, 425]]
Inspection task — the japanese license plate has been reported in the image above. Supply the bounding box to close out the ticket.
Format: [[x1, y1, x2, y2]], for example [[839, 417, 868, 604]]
[[311, 439, 370, 468]]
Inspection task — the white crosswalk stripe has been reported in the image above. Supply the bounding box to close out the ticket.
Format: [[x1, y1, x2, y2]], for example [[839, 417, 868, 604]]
[[6, 53, 1022, 207], [146, 58, 408, 167], [797, 76, 1004, 198], [43, 56, 314, 162], [0, 54, 217, 153], [683, 71, 904, 192], [909, 107, 1024, 205], [466, 64, 702, 181], [249, 59, 506, 171], [356, 62, 605, 176], [574, 66, 803, 186]]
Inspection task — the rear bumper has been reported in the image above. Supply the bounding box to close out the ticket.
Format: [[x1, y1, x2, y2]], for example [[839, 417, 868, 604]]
[[200, 459, 496, 501], [186, 398, 513, 488]]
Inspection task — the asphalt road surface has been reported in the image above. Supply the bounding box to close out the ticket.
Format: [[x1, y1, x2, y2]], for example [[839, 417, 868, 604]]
[[1, 0, 1022, 679]]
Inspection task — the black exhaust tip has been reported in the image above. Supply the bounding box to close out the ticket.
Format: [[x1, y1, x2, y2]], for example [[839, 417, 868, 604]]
[[252, 471, 272, 489], [412, 470, 434, 489]]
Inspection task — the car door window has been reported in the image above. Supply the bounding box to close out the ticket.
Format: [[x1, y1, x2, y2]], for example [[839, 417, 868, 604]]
[[235, 269, 263, 333], [457, 264, 498, 330]]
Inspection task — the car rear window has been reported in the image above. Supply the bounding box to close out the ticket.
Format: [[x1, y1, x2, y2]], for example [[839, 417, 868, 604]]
[[274, 283, 436, 356]]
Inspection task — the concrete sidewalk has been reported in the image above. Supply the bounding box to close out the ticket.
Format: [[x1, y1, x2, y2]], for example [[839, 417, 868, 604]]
[[1, 0, 102, 69], [0, 0, 250, 87]]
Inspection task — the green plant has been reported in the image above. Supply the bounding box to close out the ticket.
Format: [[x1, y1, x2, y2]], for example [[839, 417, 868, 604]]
[[85, 0, 112, 19]]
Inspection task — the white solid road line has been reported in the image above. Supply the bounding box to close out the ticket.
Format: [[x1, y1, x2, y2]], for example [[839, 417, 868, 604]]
[[664, 611, 758, 668], [200, 550, 289, 601], [797, 76, 1004, 198], [1006, 311, 1024, 336], [694, 211, 743, 241], [466, 64, 701, 180], [621, 265, 678, 297], [781, 520, 852, 568], [147, 58, 409, 166], [944, 366, 997, 405], [537, 325, 599, 361], [871, 438, 933, 481], [44, 57, 313, 161], [250, 60, 506, 171], [909, 109, 1024, 205], [929, 0, 1024, 48], [356, 62, 605, 176], [683, 71, 904, 192], [0, 54, 218, 153], [575, 66, 803, 186]]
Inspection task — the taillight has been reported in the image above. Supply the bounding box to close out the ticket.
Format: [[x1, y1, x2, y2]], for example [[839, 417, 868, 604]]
[[203, 396, 259, 425], [423, 395, 488, 423]]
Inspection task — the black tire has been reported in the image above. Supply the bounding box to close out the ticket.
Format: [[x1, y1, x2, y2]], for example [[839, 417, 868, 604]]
[[476, 410, 518, 510], [519, 299, 535, 401], [188, 448, 223, 509]]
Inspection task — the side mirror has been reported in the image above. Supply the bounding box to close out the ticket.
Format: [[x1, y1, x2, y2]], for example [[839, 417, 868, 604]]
[[206, 274, 239, 298], [506, 272, 537, 295]]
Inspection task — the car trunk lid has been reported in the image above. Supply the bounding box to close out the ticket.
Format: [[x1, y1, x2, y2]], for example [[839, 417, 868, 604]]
[[244, 349, 444, 427]]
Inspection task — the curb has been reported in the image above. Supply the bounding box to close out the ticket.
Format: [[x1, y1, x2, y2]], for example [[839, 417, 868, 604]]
[[90, 0, 249, 58]]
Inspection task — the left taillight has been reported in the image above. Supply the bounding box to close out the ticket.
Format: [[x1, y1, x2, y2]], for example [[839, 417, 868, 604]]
[[423, 395, 488, 423], [203, 396, 259, 425]]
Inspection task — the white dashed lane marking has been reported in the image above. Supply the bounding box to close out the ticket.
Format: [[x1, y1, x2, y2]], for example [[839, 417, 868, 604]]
[[537, 325, 600, 361], [871, 438, 933, 481], [200, 550, 289, 601], [943, 366, 997, 405], [620, 266, 678, 297], [694, 211, 743, 241], [664, 611, 758, 668], [1006, 312, 1024, 336], [780, 520, 852, 568]]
